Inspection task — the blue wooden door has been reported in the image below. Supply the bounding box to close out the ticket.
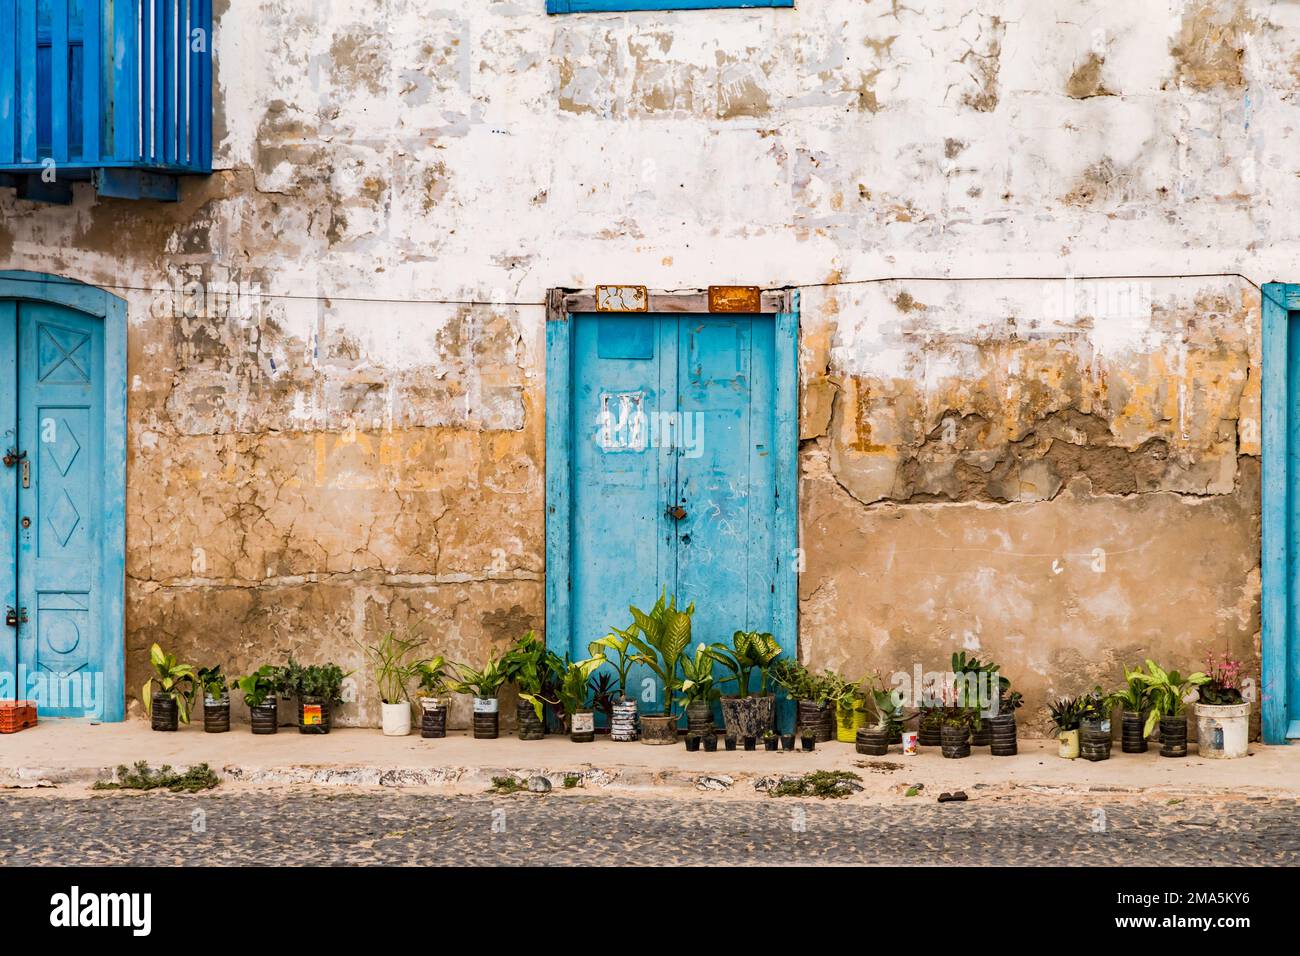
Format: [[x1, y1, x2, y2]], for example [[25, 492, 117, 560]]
[[0, 301, 16, 696], [569, 312, 777, 711], [11, 301, 106, 717]]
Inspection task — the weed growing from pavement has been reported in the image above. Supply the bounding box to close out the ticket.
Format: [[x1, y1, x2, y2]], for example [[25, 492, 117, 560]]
[[563, 775, 581, 789], [489, 776, 528, 795], [93, 761, 220, 794], [768, 770, 862, 799]]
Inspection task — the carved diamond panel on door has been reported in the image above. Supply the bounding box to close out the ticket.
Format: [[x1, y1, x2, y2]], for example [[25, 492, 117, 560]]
[[38, 410, 90, 554]]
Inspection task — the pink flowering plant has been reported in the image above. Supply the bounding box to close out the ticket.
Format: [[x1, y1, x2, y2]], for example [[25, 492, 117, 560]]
[[1199, 650, 1246, 706]]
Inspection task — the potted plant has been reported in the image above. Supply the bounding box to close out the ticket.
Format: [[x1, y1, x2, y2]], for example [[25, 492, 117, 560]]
[[590, 627, 640, 741], [773, 660, 834, 742], [763, 729, 778, 751], [743, 734, 757, 751], [624, 592, 694, 745], [678, 643, 720, 736], [357, 631, 426, 736], [724, 734, 737, 751], [198, 665, 230, 733], [450, 655, 510, 739], [939, 695, 975, 759], [989, 686, 1021, 757], [503, 631, 564, 741], [1048, 696, 1082, 758], [284, 661, 349, 734], [1136, 659, 1208, 758], [708, 630, 781, 741], [800, 727, 816, 751], [918, 704, 943, 748], [685, 733, 701, 752], [553, 655, 606, 742], [702, 731, 718, 752], [1195, 651, 1250, 759], [1107, 665, 1152, 754], [1078, 686, 1112, 761], [780, 731, 796, 751], [856, 680, 902, 756], [589, 672, 618, 734], [234, 665, 284, 735], [952, 651, 999, 746], [141, 643, 198, 732], [827, 672, 869, 743], [416, 657, 453, 738]]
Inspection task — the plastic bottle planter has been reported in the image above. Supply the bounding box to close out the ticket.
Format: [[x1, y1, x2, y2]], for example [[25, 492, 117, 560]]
[[151, 693, 180, 732], [570, 709, 596, 743], [420, 698, 448, 739], [835, 702, 868, 743], [203, 695, 231, 734], [1079, 727, 1112, 762], [250, 700, 278, 735], [969, 722, 992, 747], [1120, 711, 1149, 753], [918, 720, 943, 748], [639, 714, 679, 745], [297, 696, 332, 735], [1158, 716, 1188, 758], [610, 699, 639, 741], [472, 697, 500, 740], [797, 699, 835, 742], [1194, 702, 1250, 759], [1057, 728, 1080, 758], [516, 700, 545, 741], [988, 714, 1017, 756], [720, 696, 776, 742], [685, 700, 714, 737], [940, 725, 971, 759], [856, 728, 890, 756]]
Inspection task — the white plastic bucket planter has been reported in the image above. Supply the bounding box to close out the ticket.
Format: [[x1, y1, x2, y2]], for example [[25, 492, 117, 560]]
[[1195, 702, 1250, 758], [381, 701, 411, 736]]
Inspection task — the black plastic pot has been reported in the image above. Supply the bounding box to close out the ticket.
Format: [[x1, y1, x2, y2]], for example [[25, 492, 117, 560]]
[[940, 725, 971, 759], [150, 693, 179, 732], [297, 695, 332, 734], [781, 733, 796, 751], [856, 728, 890, 756], [797, 699, 835, 742], [203, 697, 230, 734], [1159, 715, 1188, 758], [743, 735, 757, 751], [702, 733, 718, 752], [763, 737, 778, 751], [516, 699, 545, 741], [918, 721, 943, 748], [724, 735, 737, 751], [1121, 711, 1148, 753], [421, 703, 448, 739], [250, 700, 278, 735], [988, 713, 1017, 757], [685, 734, 701, 752], [1080, 727, 1112, 761], [800, 735, 816, 752]]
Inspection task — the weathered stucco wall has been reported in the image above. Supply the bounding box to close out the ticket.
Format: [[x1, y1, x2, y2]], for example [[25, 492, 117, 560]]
[[0, 0, 1293, 730]]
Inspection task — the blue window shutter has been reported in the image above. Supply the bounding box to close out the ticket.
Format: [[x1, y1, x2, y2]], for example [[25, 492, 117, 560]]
[[548, 0, 793, 14]]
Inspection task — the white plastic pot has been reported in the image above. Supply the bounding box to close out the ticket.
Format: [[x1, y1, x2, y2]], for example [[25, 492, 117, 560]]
[[381, 701, 411, 736], [1195, 702, 1250, 758]]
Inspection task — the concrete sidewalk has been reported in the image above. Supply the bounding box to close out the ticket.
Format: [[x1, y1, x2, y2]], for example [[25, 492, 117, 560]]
[[2, 720, 1298, 804]]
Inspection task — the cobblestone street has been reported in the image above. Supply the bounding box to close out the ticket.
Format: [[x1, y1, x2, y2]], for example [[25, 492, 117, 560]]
[[2, 789, 1297, 866]]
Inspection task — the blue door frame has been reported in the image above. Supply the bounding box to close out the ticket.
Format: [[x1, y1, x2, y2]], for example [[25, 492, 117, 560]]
[[0, 271, 126, 721], [1262, 283, 1300, 744], [545, 289, 800, 704]]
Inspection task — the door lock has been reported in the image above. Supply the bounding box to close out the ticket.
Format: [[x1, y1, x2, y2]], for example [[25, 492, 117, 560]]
[[4, 606, 27, 627], [2, 448, 25, 468], [666, 505, 687, 521]]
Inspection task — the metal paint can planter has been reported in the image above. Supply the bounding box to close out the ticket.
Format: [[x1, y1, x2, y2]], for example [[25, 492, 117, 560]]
[[250, 700, 278, 735], [940, 725, 970, 759], [639, 714, 679, 745], [1158, 716, 1188, 758], [297, 696, 332, 734], [1194, 702, 1250, 759], [203, 696, 230, 734], [610, 699, 639, 741], [835, 702, 868, 743], [570, 709, 595, 743], [150, 693, 179, 732], [472, 697, 499, 740], [420, 699, 448, 739], [855, 728, 890, 756], [516, 699, 545, 741], [1120, 711, 1149, 753], [797, 699, 834, 742], [1057, 728, 1080, 759]]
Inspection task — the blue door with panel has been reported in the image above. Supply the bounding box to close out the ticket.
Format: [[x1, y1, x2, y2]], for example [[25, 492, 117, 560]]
[[568, 311, 778, 713], [2, 299, 108, 717]]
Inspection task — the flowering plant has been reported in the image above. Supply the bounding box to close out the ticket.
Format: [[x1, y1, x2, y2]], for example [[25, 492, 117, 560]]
[[1200, 651, 1246, 706]]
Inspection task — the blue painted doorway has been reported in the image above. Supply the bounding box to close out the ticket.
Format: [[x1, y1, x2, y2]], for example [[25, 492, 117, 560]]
[[1, 274, 126, 720], [546, 290, 799, 718]]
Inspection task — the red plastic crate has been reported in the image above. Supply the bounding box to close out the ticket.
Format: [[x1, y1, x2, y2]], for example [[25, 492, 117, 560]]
[[0, 701, 37, 733]]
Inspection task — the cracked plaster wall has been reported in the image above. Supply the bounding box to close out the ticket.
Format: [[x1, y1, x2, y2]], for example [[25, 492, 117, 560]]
[[0, 0, 1291, 731]]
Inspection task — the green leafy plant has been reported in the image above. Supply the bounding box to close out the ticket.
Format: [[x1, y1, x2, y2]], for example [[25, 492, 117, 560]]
[[865, 675, 906, 735], [416, 656, 453, 698], [951, 650, 999, 712], [588, 672, 618, 723], [589, 627, 639, 701], [1105, 665, 1151, 715], [233, 665, 284, 708], [678, 643, 722, 706], [623, 591, 694, 717], [553, 655, 606, 726], [706, 630, 781, 698], [767, 770, 862, 799], [93, 761, 219, 794], [1047, 696, 1083, 733], [1135, 660, 1209, 736], [449, 654, 509, 701], [197, 665, 228, 700], [770, 659, 818, 702], [141, 643, 199, 724], [822, 670, 865, 720], [358, 631, 427, 705], [283, 659, 351, 703], [503, 631, 566, 696], [1079, 686, 1110, 725]]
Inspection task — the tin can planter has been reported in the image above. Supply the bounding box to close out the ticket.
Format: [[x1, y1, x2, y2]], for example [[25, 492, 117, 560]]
[[940, 725, 971, 759], [988, 713, 1017, 756], [203, 695, 230, 734], [297, 695, 332, 734], [516, 699, 545, 741], [702, 733, 718, 753], [639, 714, 679, 745], [797, 699, 835, 742], [724, 735, 737, 751], [1080, 727, 1112, 761], [250, 700, 278, 735], [800, 734, 816, 752], [685, 734, 701, 753], [720, 695, 776, 742], [781, 733, 796, 751], [570, 709, 596, 743], [610, 698, 639, 741], [1158, 716, 1189, 758], [1120, 711, 1149, 753], [856, 728, 890, 756], [1057, 728, 1080, 758], [685, 700, 714, 736], [420, 698, 448, 739], [1195, 702, 1250, 759], [472, 697, 499, 740], [151, 693, 179, 732], [835, 701, 868, 743]]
